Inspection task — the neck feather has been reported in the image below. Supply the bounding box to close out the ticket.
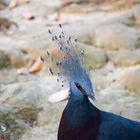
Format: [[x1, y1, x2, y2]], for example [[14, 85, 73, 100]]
[[65, 90, 99, 126]]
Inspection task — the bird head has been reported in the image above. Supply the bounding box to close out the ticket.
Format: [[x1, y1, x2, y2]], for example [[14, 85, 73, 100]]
[[48, 25, 95, 101], [69, 73, 95, 101]]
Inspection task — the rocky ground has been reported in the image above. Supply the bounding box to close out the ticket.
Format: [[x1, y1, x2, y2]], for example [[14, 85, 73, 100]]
[[0, 0, 140, 139]]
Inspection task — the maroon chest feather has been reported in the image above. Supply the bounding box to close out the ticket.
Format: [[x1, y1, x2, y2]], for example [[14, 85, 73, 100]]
[[58, 109, 101, 140]]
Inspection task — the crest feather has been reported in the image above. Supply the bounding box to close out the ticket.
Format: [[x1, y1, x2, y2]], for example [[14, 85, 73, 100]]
[[48, 25, 89, 82]]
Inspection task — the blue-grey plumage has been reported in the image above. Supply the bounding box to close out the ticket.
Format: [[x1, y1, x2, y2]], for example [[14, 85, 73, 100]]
[[49, 26, 96, 100], [98, 111, 140, 140], [48, 26, 140, 140]]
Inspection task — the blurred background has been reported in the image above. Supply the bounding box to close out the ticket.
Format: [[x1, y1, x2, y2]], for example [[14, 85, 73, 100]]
[[0, 0, 140, 139]]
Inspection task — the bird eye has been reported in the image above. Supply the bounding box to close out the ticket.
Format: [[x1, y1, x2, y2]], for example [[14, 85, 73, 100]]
[[75, 83, 82, 90]]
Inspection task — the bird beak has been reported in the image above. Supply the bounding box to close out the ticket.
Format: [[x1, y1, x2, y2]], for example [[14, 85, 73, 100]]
[[48, 88, 70, 104]]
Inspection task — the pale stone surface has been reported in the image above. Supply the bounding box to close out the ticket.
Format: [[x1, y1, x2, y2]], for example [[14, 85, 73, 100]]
[[118, 67, 140, 94], [0, 0, 140, 139], [0, 37, 28, 67], [133, 4, 140, 26], [78, 43, 107, 69], [107, 49, 140, 66], [94, 23, 138, 50], [0, 50, 10, 69]]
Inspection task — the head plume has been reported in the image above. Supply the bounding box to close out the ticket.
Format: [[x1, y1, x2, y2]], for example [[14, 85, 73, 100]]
[[47, 25, 95, 100], [48, 25, 89, 81]]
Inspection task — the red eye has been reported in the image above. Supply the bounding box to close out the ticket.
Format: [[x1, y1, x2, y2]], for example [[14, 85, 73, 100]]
[[75, 83, 81, 89]]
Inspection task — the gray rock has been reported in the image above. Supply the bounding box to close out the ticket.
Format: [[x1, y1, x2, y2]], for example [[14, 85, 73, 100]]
[[0, 103, 15, 115], [109, 99, 140, 121], [0, 103, 28, 140], [94, 23, 139, 50], [20, 126, 56, 140], [97, 86, 140, 121], [0, 36, 28, 67], [132, 4, 140, 26], [0, 0, 11, 5], [0, 50, 10, 69], [107, 49, 140, 66], [0, 76, 61, 108], [108, 11, 135, 26], [0, 75, 64, 140], [78, 43, 107, 69], [118, 67, 140, 94]]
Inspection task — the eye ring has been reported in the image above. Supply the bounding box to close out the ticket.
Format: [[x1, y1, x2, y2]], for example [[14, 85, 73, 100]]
[[75, 83, 81, 89], [75, 82, 87, 95]]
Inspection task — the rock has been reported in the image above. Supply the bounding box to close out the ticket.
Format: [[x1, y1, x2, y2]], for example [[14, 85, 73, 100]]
[[109, 99, 140, 120], [0, 77, 61, 108], [118, 67, 140, 94], [0, 50, 11, 69], [93, 23, 139, 50], [13, 25, 51, 62], [107, 49, 140, 66], [61, 3, 95, 14], [20, 126, 56, 140], [0, 103, 14, 114], [0, 37, 28, 68], [0, 133, 7, 140], [15, 107, 42, 124], [8, 0, 29, 9], [0, 103, 28, 140], [0, 17, 17, 32], [22, 12, 35, 20], [37, 102, 65, 127], [133, 4, 140, 26], [8, 0, 17, 9], [82, 0, 135, 5], [0, 3, 6, 10], [0, 0, 11, 5], [0, 69, 19, 84], [97, 86, 140, 120], [78, 43, 107, 69], [0, 76, 64, 140], [121, 103, 140, 120], [93, 73, 114, 92], [108, 11, 135, 26]]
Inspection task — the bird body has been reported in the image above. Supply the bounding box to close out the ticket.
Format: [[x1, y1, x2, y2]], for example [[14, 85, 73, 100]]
[[48, 26, 140, 140], [99, 111, 140, 140], [58, 93, 140, 140], [58, 93, 101, 140]]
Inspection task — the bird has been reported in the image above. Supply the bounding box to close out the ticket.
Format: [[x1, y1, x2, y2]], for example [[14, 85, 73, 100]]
[[48, 25, 140, 140]]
